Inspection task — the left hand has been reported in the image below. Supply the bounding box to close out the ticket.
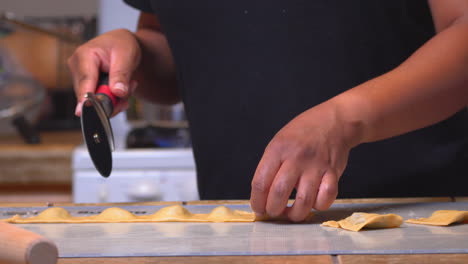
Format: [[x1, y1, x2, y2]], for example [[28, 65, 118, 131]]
[[250, 100, 359, 222]]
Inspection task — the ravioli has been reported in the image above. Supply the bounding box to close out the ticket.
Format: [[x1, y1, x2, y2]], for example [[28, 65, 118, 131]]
[[322, 212, 403, 232], [2, 205, 310, 223], [406, 210, 468, 226]]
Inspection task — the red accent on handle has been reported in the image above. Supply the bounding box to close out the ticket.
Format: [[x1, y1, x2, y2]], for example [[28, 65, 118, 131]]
[[96, 84, 119, 107]]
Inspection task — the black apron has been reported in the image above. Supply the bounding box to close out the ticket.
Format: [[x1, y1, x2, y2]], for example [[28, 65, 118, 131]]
[[125, 0, 468, 199]]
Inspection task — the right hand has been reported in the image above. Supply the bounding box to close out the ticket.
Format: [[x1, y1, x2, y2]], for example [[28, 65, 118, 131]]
[[68, 29, 141, 117]]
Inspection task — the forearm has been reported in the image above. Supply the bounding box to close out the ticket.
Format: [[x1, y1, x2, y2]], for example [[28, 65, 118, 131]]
[[133, 15, 179, 105], [334, 18, 468, 146]]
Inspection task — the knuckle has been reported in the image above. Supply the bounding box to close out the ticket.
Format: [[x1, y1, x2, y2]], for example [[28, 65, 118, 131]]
[[314, 185, 338, 211], [274, 135, 316, 160], [251, 179, 268, 194], [67, 52, 82, 71], [78, 74, 94, 85], [294, 192, 315, 208], [268, 136, 303, 160], [115, 28, 132, 35], [319, 183, 338, 201], [265, 138, 283, 154], [271, 181, 289, 198], [110, 69, 131, 81], [67, 46, 94, 72], [294, 145, 316, 160], [74, 45, 90, 57]]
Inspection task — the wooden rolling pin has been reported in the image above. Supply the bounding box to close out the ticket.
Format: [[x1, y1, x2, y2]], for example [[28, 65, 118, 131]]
[[0, 222, 58, 264]]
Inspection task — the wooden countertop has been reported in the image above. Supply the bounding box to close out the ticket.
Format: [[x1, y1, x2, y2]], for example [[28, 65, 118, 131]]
[[0, 131, 82, 185], [1, 197, 467, 264], [0, 131, 82, 203], [55, 254, 468, 264]]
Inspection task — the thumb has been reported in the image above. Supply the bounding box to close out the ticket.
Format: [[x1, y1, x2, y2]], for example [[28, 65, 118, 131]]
[[109, 46, 139, 99], [109, 67, 132, 98]]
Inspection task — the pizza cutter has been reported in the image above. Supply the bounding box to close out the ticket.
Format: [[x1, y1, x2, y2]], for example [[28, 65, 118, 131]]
[[80, 73, 119, 177]]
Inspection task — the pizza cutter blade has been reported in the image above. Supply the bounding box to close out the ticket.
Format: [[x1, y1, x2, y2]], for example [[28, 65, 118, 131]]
[[80, 73, 117, 178]]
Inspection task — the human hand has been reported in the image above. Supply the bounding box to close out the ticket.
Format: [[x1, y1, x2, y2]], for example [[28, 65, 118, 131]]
[[250, 101, 361, 222], [68, 29, 141, 117]]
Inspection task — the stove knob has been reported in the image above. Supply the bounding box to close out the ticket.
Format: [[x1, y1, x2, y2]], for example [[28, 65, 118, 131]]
[[98, 182, 108, 203], [127, 180, 161, 201]]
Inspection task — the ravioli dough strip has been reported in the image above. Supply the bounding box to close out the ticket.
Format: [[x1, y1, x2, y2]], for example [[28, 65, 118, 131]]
[[322, 212, 403, 232], [1, 205, 313, 224], [406, 210, 468, 226]]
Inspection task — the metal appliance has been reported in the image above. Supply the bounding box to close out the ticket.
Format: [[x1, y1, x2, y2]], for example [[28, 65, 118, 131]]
[[73, 0, 198, 203], [72, 147, 198, 203]]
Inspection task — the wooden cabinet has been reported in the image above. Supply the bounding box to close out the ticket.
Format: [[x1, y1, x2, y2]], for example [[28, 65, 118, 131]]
[[0, 131, 82, 203]]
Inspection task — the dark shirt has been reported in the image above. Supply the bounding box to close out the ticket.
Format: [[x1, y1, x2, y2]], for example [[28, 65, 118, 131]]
[[124, 0, 468, 199]]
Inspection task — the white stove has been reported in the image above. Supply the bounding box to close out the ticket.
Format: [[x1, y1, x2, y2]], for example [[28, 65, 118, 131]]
[[70, 1, 200, 203], [72, 147, 199, 203]]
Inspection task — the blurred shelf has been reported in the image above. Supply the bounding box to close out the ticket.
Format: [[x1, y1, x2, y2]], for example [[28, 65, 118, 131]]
[[0, 130, 82, 186]]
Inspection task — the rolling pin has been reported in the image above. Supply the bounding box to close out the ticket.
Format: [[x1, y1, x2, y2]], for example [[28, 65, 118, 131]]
[[0, 222, 58, 264]]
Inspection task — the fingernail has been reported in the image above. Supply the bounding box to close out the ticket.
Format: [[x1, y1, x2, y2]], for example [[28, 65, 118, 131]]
[[255, 213, 265, 219], [75, 102, 83, 116], [113, 82, 127, 96]]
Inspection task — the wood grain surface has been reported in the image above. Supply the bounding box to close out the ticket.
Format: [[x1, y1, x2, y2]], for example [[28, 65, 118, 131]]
[[58, 255, 332, 264], [0, 131, 82, 147], [455, 197, 468, 202], [0, 222, 58, 264], [339, 254, 468, 264], [0, 131, 82, 187]]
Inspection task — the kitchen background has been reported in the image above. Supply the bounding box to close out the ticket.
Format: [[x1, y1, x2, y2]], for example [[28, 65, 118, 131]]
[[0, 0, 198, 203]]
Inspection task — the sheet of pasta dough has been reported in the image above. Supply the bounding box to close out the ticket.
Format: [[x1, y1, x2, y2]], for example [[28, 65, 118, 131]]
[[406, 210, 468, 226], [1, 205, 313, 223], [321, 212, 403, 232]]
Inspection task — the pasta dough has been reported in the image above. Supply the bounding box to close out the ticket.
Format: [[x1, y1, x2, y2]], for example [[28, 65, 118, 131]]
[[321, 212, 403, 232], [1, 205, 313, 224], [406, 210, 468, 226], [2, 205, 256, 223]]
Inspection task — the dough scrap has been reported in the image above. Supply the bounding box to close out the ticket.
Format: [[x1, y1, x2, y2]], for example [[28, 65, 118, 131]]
[[406, 210, 468, 226], [1, 205, 312, 223], [321, 212, 403, 232]]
